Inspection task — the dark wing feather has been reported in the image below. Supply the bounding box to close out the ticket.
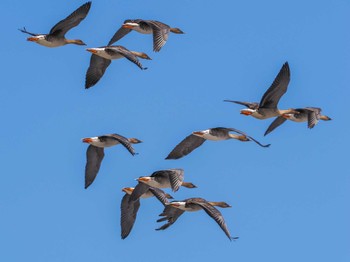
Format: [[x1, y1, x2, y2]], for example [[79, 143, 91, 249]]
[[156, 205, 185, 230], [259, 62, 290, 108], [49, 2, 91, 37], [167, 169, 185, 192], [190, 199, 232, 240], [109, 133, 137, 156], [108, 27, 132, 46], [18, 27, 39, 36], [106, 46, 146, 70], [264, 116, 287, 136], [221, 127, 270, 147], [85, 54, 111, 89], [305, 107, 322, 128], [223, 100, 259, 110], [306, 109, 319, 129], [165, 134, 206, 160], [152, 27, 169, 52], [85, 145, 104, 189], [129, 182, 150, 202], [143, 20, 170, 52], [148, 187, 170, 206], [121, 194, 140, 239]]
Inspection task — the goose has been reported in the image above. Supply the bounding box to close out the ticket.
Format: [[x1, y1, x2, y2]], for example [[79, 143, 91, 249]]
[[82, 134, 142, 189], [129, 169, 196, 202], [121, 187, 172, 239], [19, 2, 91, 47], [156, 197, 236, 241], [264, 107, 332, 135], [166, 127, 270, 160], [108, 19, 184, 52], [224, 62, 297, 119]]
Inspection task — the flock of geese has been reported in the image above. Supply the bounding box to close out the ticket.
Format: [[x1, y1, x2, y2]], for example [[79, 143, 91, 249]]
[[20, 2, 332, 241]]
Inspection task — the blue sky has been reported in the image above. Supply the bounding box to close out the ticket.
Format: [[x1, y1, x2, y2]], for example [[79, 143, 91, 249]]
[[1, 0, 349, 261]]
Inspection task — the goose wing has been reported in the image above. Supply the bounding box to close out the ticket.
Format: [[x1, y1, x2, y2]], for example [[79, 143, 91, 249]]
[[129, 182, 150, 202], [148, 187, 170, 206], [156, 205, 185, 230], [108, 133, 137, 156], [105, 46, 146, 70], [85, 145, 104, 189], [49, 2, 91, 37], [120, 194, 140, 239], [259, 62, 290, 109], [264, 116, 287, 136], [223, 100, 259, 110], [165, 134, 206, 160], [154, 169, 184, 192], [108, 27, 132, 46], [190, 198, 232, 240], [85, 54, 111, 89]]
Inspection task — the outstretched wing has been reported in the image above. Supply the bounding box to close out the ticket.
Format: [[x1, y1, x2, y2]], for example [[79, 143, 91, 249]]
[[129, 182, 150, 202], [50, 2, 91, 37], [259, 62, 290, 109], [85, 145, 104, 189], [148, 187, 170, 206], [108, 27, 132, 46], [190, 199, 232, 240], [156, 205, 185, 230], [165, 134, 206, 160], [120, 194, 140, 239], [85, 54, 111, 89], [264, 116, 287, 136], [18, 27, 39, 36], [109, 133, 137, 156], [223, 100, 259, 110], [105, 46, 146, 70]]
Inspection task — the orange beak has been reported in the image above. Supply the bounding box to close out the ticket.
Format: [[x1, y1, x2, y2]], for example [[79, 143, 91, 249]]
[[82, 138, 93, 143], [193, 131, 204, 136], [170, 203, 180, 207], [27, 37, 38, 42], [122, 24, 134, 29], [86, 48, 98, 54], [240, 110, 253, 116], [137, 177, 150, 183], [122, 187, 133, 194], [282, 114, 291, 119]]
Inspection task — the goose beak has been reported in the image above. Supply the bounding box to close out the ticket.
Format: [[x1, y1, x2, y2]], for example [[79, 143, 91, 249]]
[[122, 24, 134, 29], [27, 37, 38, 42], [82, 138, 93, 143], [240, 110, 253, 116], [86, 48, 98, 54]]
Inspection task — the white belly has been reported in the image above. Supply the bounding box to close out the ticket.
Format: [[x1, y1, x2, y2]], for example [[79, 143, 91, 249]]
[[36, 38, 65, 47]]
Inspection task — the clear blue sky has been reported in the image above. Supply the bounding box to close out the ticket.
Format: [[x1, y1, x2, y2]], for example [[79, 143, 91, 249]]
[[1, 0, 349, 261]]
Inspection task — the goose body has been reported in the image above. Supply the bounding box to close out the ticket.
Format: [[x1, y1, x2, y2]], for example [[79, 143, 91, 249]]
[[19, 2, 91, 47], [156, 197, 234, 240], [224, 62, 295, 119], [264, 107, 332, 135], [166, 127, 270, 160], [82, 134, 142, 189], [108, 19, 184, 52], [121, 187, 172, 239], [129, 169, 196, 202]]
